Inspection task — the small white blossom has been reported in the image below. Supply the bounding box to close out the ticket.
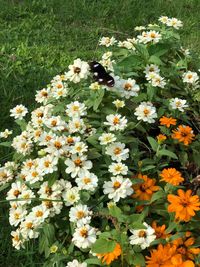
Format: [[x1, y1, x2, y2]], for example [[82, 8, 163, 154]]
[[169, 98, 188, 112], [10, 105, 28, 120], [134, 102, 157, 123]]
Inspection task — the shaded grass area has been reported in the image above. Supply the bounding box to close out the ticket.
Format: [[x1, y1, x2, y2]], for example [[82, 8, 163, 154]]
[[0, 0, 200, 266]]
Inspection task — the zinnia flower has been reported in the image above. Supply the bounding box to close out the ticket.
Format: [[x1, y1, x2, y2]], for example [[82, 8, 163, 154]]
[[173, 232, 200, 261], [132, 174, 159, 201], [157, 134, 167, 143], [146, 243, 177, 266], [151, 221, 170, 239], [167, 189, 200, 222], [172, 125, 195, 145], [159, 116, 177, 128], [97, 243, 121, 265], [160, 168, 184, 186]]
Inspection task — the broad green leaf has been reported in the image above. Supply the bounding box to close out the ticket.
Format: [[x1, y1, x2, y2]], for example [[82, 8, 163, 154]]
[[85, 258, 103, 266], [150, 190, 165, 203], [109, 205, 122, 219], [158, 149, 178, 159], [0, 141, 11, 147], [132, 253, 145, 266], [91, 238, 116, 253], [147, 136, 158, 151]]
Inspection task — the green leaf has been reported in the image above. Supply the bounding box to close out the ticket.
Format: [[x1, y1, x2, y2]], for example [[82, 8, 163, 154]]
[[93, 89, 105, 111], [87, 148, 102, 159], [47, 172, 58, 187], [147, 136, 158, 151], [150, 190, 165, 203], [141, 165, 156, 172], [109, 205, 122, 219], [15, 119, 27, 131], [0, 183, 10, 192], [0, 141, 11, 147], [85, 258, 103, 266], [149, 55, 163, 65], [132, 253, 145, 266], [158, 149, 178, 159], [91, 239, 116, 253]]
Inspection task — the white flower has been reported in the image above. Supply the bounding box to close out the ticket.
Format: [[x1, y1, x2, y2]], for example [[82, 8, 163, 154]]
[[65, 58, 89, 83], [158, 16, 169, 24], [30, 204, 50, 224], [105, 142, 129, 162], [38, 155, 58, 174], [66, 101, 87, 117], [0, 129, 13, 138], [134, 26, 146, 31], [70, 142, 88, 155], [45, 135, 67, 157], [66, 260, 87, 267], [99, 36, 117, 47], [99, 133, 116, 145], [69, 204, 92, 226], [72, 224, 97, 249], [75, 171, 98, 192], [108, 162, 128, 176], [65, 155, 93, 178], [11, 229, 25, 250], [104, 114, 128, 131], [169, 98, 188, 112], [10, 105, 28, 120], [113, 99, 125, 109], [118, 38, 137, 50], [150, 74, 166, 88], [144, 64, 160, 75], [182, 71, 199, 84], [116, 78, 140, 99], [45, 116, 66, 131], [166, 17, 183, 29], [0, 167, 13, 185], [35, 88, 51, 104], [9, 206, 27, 226], [129, 223, 156, 250], [20, 216, 39, 239], [137, 31, 161, 44], [89, 82, 101, 91], [68, 118, 86, 134], [134, 102, 157, 123], [62, 187, 80, 206], [103, 176, 133, 202]]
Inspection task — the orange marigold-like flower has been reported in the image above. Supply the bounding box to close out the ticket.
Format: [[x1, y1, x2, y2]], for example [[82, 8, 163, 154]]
[[132, 174, 159, 201], [157, 134, 167, 143], [97, 243, 122, 265], [160, 116, 177, 128], [146, 243, 177, 267], [173, 232, 200, 261], [172, 125, 195, 145], [160, 168, 184, 186], [167, 189, 200, 222], [151, 221, 170, 239], [146, 244, 195, 267], [171, 254, 195, 267]]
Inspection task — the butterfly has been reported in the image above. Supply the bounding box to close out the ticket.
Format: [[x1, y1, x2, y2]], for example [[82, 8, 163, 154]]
[[89, 61, 115, 87]]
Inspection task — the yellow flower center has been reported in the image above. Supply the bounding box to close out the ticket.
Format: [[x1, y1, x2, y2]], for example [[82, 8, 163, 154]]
[[113, 181, 121, 189], [114, 147, 122, 155], [138, 230, 147, 238], [76, 211, 85, 219], [80, 228, 88, 238], [36, 210, 43, 217]]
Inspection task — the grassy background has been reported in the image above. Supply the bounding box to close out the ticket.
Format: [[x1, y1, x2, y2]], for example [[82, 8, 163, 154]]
[[0, 0, 200, 266]]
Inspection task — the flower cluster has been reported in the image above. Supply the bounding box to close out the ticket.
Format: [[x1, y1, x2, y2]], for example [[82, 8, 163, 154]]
[[1, 16, 200, 267]]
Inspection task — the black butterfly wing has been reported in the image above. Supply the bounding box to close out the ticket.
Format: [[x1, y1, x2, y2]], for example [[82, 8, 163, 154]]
[[89, 61, 115, 87]]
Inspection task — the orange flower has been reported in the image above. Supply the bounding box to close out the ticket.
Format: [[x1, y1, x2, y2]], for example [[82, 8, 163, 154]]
[[167, 189, 200, 222], [97, 243, 121, 265], [171, 254, 195, 267], [146, 244, 195, 267], [151, 221, 170, 239], [173, 233, 200, 261], [146, 243, 177, 267], [160, 116, 177, 128], [132, 174, 159, 201], [157, 134, 167, 143], [172, 125, 195, 145], [160, 168, 184, 186]]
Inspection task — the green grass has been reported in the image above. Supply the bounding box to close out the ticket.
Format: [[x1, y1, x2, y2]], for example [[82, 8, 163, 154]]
[[0, 0, 200, 266]]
